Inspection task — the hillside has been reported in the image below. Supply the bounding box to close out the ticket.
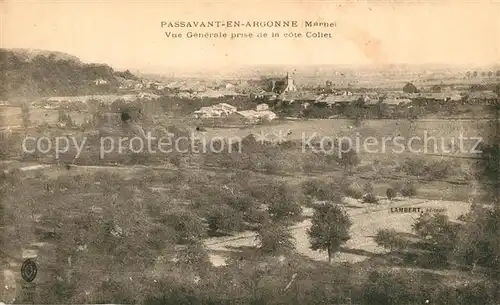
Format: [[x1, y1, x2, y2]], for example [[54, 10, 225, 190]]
[[0, 48, 139, 100]]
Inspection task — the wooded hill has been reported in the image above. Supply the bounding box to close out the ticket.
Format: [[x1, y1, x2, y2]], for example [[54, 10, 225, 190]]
[[0, 48, 139, 100]]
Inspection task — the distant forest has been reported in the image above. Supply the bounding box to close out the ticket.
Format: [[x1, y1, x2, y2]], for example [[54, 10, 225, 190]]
[[0, 49, 138, 100]]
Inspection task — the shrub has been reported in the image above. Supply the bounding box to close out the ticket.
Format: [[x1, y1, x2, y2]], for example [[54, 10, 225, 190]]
[[362, 193, 379, 204], [425, 159, 453, 180], [256, 222, 295, 254], [412, 213, 459, 267], [206, 205, 245, 233], [374, 228, 409, 252], [400, 158, 427, 176], [301, 179, 341, 202], [265, 182, 302, 222], [342, 182, 363, 199], [400, 181, 417, 197], [164, 210, 206, 244], [363, 182, 374, 194], [386, 188, 397, 200]]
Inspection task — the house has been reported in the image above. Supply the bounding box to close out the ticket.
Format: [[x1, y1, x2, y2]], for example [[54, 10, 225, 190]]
[[218, 88, 243, 97], [177, 92, 194, 99], [94, 78, 108, 85], [254, 91, 278, 100], [152, 82, 166, 90], [279, 91, 318, 103], [468, 91, 498, 103], [383, 98, 411, 107], [195, 89, 224, 99], [232, 110, 277, 123], [192, 103, 237, 118], [315, 94, 356, 107], [214, 103, 237, 113]]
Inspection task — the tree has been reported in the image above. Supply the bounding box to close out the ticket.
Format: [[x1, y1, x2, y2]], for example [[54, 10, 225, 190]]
[[20, 101, 31, 133], [58, 109, 73, 127], [363, 182, 374, 194], [362, 193, 379, 204], [374, 228, 409, 252], [457, 82, 500, 278], [400, 181, 417, 198], [265, 182, 302, 222], [386, 188, 397, 201], [454, 206, 500, 273], [301, 179, 341, 202], [164, 209, 206, 245], [473, 71, 478, 77], [412, 213, 459, 265], [205, 205, 244, 234], [256, 222, 295, 254], [403, 82, 418, 93], [372, 100, 390, 119], [337, 140, 361, 175], [308, 203, 352, 263], [431, 85, 442, 93]]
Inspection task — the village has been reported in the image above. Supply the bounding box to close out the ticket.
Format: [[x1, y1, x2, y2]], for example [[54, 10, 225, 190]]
[[1, 47, 500, 304]]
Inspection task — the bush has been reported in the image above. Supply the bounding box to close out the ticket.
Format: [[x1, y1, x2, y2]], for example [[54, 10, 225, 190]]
[[206, 205, 245, 233], [361, 270, 435, 305], [363, 182, 374, 194], [301, 179, 341, 202], [425, 159, 454, 180], [374, 228, 409, 252], [256, 222, 295, 254], [400, 158, 454, 181], [386, 188, 397, 200], [400, 158, 427, 176], [400, 181, 417, 197], [164, 210, 206, 244], [362, 193, 379, 204], [264, 182, 303, 222], [342, 182, 363, 199]]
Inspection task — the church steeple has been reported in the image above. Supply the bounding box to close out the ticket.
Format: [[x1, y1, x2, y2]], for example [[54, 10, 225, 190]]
[[282, 71, 297, 93]]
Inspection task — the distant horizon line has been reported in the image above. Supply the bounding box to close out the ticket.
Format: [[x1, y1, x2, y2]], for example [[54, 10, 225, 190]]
[[3, 47, 500, 75]]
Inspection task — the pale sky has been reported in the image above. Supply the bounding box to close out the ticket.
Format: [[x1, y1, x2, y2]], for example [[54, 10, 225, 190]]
[[1, 0, 500, 74]]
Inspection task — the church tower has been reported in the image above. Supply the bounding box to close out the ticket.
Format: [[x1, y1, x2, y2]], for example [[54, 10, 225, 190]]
[[282, 72, 297, 92]]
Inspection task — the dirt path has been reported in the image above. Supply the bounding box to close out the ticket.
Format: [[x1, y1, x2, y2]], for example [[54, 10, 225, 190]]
[[205, 198, 472, 266]]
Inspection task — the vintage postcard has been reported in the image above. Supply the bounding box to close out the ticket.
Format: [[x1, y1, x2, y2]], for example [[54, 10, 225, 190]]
[[1, 0, 500, 304]]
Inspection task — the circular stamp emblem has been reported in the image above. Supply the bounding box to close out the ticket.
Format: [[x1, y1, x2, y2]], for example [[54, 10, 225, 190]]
[[21, 259, 38, 282]]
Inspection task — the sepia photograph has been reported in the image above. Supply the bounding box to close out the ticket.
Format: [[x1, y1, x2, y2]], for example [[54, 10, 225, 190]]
[[1, 0, 500, 304]]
